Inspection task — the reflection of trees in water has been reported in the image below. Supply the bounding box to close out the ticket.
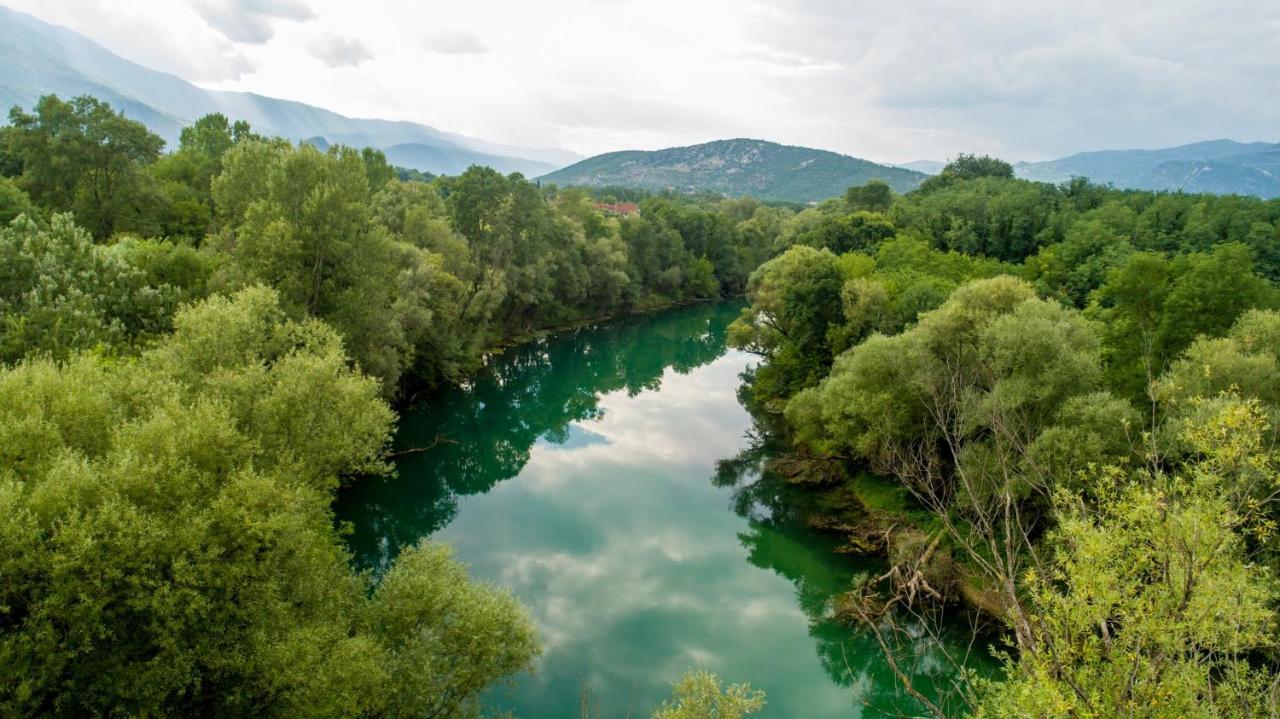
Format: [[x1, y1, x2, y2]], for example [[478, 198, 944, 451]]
[[717, 398, 983, 717], [335, 301, 743, 572]]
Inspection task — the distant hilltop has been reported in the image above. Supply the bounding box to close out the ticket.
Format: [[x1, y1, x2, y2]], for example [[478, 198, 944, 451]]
[[1014, 139, 1280, 198], [539, 138, 927, 203]]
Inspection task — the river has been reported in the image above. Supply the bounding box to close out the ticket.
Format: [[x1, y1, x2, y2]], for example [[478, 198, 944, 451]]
[[334, 301, 975, 718]]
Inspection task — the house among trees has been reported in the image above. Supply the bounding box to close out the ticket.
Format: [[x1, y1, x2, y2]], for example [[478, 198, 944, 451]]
[[593, 201, 641, 217]]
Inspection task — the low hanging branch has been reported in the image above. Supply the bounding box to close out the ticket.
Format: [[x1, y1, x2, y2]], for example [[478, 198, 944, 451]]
[[384, 434, 458, 460]]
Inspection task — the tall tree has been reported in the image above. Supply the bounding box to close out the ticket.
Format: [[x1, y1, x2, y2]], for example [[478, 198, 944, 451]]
[[6, 95, 164, 239]]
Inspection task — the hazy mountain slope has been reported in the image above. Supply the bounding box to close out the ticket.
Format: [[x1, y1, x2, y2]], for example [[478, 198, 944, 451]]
[[1016, 139, 1280, 197], [0, 5, 576, 175], [383, 143, 556, 177], [896, 160, 945, 175], [540, 138, 926, 202]]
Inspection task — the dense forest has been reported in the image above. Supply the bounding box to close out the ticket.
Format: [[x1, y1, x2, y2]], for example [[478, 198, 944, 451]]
[[0, 95, 775, 717], [729, 154, 1280, 716], [4, 92, 1280, 717]]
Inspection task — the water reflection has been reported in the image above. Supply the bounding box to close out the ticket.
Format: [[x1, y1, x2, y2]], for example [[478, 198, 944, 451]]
[[334, 301, 979, 717], [716, 391, 994, 717], [336, 302, 739, 573]]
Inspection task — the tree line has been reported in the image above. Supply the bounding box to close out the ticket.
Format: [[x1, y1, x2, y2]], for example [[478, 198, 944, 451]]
[[8, 91, 1280, 716], [730, 153, 1280, 716], [0, 95, 782, 717]]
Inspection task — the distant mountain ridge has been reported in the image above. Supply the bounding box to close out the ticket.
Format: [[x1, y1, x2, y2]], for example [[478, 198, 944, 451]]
[[895, 160, 945, 175], [539, 138, 926, 203], [0, 5, 576, 176], [1015, 139, 1280, 198]]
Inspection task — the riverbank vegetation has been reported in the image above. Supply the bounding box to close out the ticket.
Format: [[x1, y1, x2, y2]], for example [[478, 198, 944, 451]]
[[5, 90, 1280, 716], [729, 154, 1280, 715], [0, 95, 792, 716]]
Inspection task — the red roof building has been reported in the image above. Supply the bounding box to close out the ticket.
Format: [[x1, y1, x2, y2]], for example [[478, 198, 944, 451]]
[[593, 202, 640, 217]]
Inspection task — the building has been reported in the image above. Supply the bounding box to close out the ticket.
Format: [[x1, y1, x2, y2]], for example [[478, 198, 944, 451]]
[[593, 202, 641, 217]]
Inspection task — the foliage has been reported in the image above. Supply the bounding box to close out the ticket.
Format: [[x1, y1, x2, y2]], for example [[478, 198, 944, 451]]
[[727, 245, 845, 401], [917, 154, 1015, 193], [6, 95, 164, 239], [977, 400, 1279, 718], [1090, 243, 1279, 399], [0, 214, 199, 362], [652, 670, 766, 719], [0, 288, 538, 716], [798, 210, 896, 254]]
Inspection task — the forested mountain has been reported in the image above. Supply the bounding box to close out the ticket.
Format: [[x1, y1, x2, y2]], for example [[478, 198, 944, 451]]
[[539, 138, 927, 202], [1016, 139, 1280, 197], [0, 5, 573, 175]]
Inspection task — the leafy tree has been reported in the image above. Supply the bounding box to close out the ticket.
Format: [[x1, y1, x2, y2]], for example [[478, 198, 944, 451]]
[[895, 176, 1059, 261], [652, 670, 766, 719], [0, 214, 188, 362], [977, 400, 1279, 718], [211, 141, 411, 388], [845, 179, 894, 212], [799, 210, 896, 254], [728, 245, 845, 401], [917, 153, 1015, 194], [0, 176, 38, 226], [6, 95, 165, 239], [1025, 218, 1134, 307], [0, 287, 538, 716], [1091, 243, 1279, 399]]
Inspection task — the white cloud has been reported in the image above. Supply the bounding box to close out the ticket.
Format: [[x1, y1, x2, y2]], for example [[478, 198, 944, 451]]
[[192, 0, 313, 43], [306, 32, 372, 67], [421, 28, 488, 55]]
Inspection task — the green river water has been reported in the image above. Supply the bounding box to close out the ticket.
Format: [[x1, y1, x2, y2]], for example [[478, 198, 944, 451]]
[[334, 302, 978, 718]]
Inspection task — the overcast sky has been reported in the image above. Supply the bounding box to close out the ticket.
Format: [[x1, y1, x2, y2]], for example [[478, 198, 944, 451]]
[[4, 0, 1278, 162]]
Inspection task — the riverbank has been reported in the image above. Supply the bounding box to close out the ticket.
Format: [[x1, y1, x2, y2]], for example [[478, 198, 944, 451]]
[[767, 449, 1013, 620], [395, 294, 738, 409], [337, 300, 982, 717]]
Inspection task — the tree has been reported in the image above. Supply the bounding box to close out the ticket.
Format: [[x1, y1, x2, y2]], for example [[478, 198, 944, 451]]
[[211, 141, 411, 389], [799, 210, 896, 254], [1091, 243, 1279, 400], [149, 112, 259, 238], [845, 179, 894, 212], [652, 670, 766, 719], [977, 400, 1280, 718], [1025, 218, 1134, 307], [0, 175, 37, 226], [727, 245, 845, 402], [6, 95, 165, 239], [0, 214, 188, 362], [0, 287, 539, 716]]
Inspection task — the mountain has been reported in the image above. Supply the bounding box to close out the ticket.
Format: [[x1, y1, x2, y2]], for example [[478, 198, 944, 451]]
[[539, 138, 927, 203], [0, 5, 576, 176], [1015, 139, 1280, 198], [896, 160, 945, 175], [384, 143, 555, 177]]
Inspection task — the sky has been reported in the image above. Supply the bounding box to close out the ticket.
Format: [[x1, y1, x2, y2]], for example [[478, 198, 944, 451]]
[[3, 0, 1279, 163]]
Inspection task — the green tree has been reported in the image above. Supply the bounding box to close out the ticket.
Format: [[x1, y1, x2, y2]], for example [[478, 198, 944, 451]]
[[727, 245, 845, 402], [0, 287, 539, 716], [1091, 243, 1279, 400], [652, 670, 766, 719], [0, 214, 189, 361], [799, 210, 896, 254], [977, 401, 1279, 718], [0, 175, 38, 226], [6, 95, 165, 239], [211, 141, 412, 388], [845, 179, 894, 212]]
